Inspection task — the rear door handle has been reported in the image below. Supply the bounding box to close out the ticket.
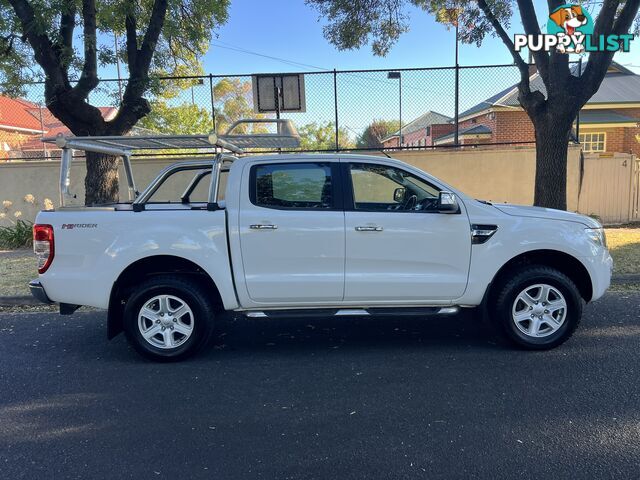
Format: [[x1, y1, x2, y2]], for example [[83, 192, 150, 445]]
[[250, 224, 278, 230], [355, 226, 383, 232]]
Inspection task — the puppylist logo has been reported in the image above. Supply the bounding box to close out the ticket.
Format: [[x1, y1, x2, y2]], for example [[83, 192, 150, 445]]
[[514, 4, 634, 54]]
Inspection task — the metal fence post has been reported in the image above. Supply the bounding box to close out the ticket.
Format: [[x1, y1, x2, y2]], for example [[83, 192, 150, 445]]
[[454, 22, 460, 146], [333, 69, 339, 151], [209, 74, 216, 133], [576, 58, 582, 140]]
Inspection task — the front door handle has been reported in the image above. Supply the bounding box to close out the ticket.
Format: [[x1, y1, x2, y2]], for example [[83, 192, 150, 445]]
[[250, 224, 278, 230], [355, 226, 383, 232]]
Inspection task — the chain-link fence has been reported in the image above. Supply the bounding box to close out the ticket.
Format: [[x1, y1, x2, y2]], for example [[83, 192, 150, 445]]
[[1, 63, 575, 161]]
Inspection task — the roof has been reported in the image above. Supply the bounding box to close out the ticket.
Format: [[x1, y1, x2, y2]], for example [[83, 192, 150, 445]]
[[579, 109, 639, 124], [383, 111, 452, 141], [434, 124, 492, 142], [459, 62, 640, 120], [0, 96, 45, 132], [18, 105, 118, 151]]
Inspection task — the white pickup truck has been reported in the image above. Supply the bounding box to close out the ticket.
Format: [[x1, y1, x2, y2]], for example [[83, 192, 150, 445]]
[[30, 123, 612, 361]]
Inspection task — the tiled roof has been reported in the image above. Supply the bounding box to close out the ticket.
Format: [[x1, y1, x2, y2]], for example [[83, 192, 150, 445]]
[[579, 109, 639, 124], [384, 111, 453, 140], [434, 124, 492, 142], [459, 62, 640, 119], [0, 96, 45, 132]]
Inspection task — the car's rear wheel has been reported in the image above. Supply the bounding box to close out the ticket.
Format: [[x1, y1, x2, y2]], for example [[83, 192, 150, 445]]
[[492, 266, 583, 350], [123, 275, 215, 361]]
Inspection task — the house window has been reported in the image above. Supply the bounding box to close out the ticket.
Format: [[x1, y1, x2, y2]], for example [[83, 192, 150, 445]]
[[579, 132, 606, 152], [425, 126, 431, 137]]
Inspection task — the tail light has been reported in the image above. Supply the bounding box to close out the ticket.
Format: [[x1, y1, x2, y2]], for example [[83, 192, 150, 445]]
[[33, 224, 54, 274]]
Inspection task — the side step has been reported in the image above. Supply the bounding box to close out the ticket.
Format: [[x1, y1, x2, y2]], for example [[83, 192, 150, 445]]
[[245, 306, 459, 319]]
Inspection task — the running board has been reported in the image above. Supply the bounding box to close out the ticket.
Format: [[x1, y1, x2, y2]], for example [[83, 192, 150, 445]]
[[245, 307, 459, 319]]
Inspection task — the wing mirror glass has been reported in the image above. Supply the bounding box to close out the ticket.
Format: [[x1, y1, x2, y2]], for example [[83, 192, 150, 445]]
[[393, 187, 406, 203], [438, 191, 459, 213]]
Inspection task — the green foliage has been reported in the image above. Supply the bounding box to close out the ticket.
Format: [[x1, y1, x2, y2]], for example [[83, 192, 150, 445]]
[[213, 78, 270, 134], [357, 119, 400, 148], [0, 220, 33, 249], [298, 122, 354, 151], [0, 1, 230, 96], [139, 101, 213, 135], [304, 0, 515, 53]]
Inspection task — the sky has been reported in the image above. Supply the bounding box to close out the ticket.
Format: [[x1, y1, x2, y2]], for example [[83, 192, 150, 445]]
[[197, 0, 640, 75], [85, 0, 640, 138]]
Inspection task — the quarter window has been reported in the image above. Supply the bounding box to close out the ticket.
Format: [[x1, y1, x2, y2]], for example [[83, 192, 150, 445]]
[[252, 163, 333, 209], [579, 132, 606, 152]]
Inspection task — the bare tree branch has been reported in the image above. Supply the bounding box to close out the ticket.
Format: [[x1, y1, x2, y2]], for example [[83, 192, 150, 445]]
[[109, 0, 169, 134], [515, 0, 549, 82], [58, 0, 76, 59], [475, 0, 530, 85], [124, 1, 138, 68], [7, 0, 69, 88], [580, 0, 639, 102], [74, 0, 99, 99]]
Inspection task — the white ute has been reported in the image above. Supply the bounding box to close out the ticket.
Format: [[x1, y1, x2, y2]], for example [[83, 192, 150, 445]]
[[30, 120, 613, 361]]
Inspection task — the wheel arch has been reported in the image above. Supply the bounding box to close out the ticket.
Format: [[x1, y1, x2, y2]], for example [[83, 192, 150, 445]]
[[107, 255, 222, 340], [486, 249, 593, 306]]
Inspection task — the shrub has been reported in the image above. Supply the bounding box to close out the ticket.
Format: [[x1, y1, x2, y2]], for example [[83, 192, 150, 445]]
[[0, 219, 33, 249], [0, 193, 53, 250]]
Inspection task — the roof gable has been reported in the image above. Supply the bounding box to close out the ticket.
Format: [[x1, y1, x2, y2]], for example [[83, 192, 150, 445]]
[[459, 61, 640, 119], [388, 111, 452, 137]]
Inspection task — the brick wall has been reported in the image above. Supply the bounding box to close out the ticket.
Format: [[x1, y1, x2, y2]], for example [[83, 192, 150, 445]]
[[428, 124, 455, 146], [494, 111, 535, 144]]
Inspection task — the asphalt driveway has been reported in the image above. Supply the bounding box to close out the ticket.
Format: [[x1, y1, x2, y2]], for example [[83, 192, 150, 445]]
[[1, 292, 639, 479]]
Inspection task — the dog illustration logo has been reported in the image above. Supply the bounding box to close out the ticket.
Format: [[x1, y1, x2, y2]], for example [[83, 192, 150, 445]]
[[547, 4, 594, 53], [514, 4, 632, 54]]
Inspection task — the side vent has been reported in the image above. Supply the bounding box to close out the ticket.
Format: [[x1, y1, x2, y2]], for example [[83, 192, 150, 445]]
[[471, 224, 498, 244]]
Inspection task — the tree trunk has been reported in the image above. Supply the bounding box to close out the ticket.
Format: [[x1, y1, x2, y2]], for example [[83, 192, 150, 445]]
[[532, 114, 574, 211], [84, 151, 120, 205]]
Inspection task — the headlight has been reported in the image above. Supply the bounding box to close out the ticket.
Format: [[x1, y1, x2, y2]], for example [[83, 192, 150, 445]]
[[585, 228, 607, 248]]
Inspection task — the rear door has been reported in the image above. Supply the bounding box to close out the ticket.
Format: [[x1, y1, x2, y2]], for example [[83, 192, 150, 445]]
[[238, 160, 345, 304], [343, 160, 471, 303]]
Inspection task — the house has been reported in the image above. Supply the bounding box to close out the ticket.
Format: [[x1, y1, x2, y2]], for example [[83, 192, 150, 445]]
[[431, 62, 640, 154], [0, 95, 117, 160], [381, 111, 453, 148], [0, 96, 46, 159]]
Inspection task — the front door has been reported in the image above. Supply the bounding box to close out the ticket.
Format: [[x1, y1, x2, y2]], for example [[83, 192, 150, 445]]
[[343, 161, 471, 303], [239, 161, 345, 304]]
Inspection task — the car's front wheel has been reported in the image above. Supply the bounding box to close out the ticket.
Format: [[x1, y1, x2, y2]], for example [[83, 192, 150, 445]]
[[123, 275, 216, 361], [492, 266, 583, 350]]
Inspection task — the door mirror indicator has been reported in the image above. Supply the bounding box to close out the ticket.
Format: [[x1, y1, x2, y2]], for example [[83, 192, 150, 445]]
[[438, 191, 459, 213], [393, 187, 406, 203]]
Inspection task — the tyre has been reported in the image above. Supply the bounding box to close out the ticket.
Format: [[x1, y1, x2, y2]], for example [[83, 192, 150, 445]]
[[123, 275, 216, 361], [491, 266, 583, 350]]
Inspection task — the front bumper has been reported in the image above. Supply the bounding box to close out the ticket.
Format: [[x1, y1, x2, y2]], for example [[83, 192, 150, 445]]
[[587, 250, 613, 302], [29, 280, 53, 304]]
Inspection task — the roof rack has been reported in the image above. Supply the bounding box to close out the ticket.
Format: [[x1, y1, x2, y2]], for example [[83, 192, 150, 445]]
[[42, 118, 301, 156], [41, 119, 300, 207]]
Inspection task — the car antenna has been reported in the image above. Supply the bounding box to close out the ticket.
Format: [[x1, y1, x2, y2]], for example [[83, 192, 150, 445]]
[[378, 149, 392, 158]]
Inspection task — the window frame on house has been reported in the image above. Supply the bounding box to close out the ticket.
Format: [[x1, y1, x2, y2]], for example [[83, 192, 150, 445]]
[[579, 132, 607, 153]]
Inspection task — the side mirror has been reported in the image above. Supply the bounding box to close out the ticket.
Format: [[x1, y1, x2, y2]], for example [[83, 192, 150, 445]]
[[438, 191, 459, 213], [393, 187, 406, 203]]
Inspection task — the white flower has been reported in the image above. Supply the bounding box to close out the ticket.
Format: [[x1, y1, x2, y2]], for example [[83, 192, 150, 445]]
[[43, 198, 54, 210], [2, 200, 12, 209], [23, 194, 35, 204], [13, 211, 22, 218], [0, 212, 5, 219]]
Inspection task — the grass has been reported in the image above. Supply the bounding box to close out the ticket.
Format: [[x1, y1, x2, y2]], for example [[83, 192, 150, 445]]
[[0, 227, 638, 300], [0, 250, 36, 297], [606, 227, 640, 275]]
